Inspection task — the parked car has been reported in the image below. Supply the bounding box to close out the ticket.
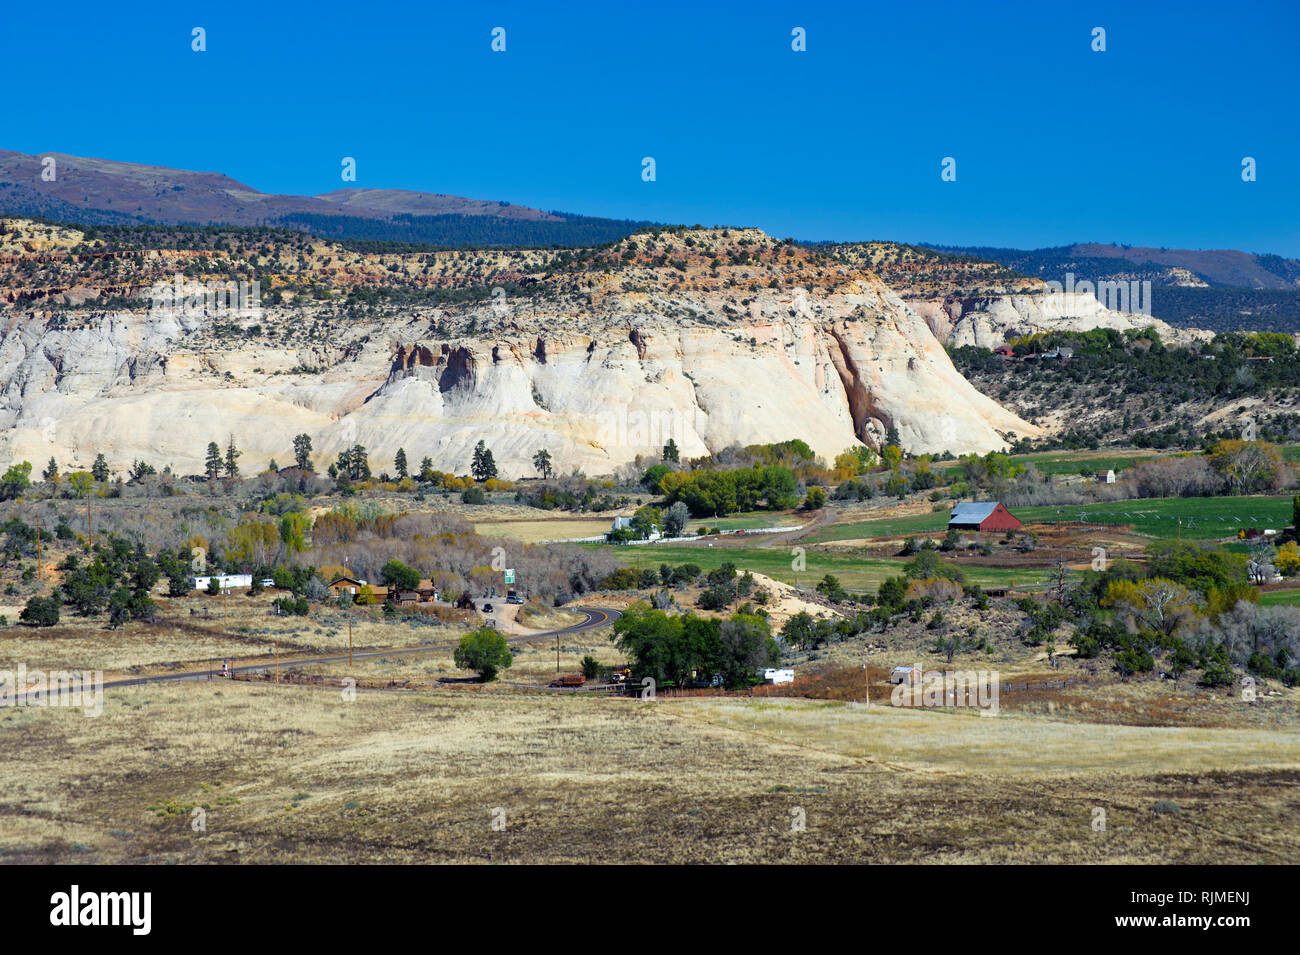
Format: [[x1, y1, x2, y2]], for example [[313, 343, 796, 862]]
[[481, 602, 494, 613], [506, 589, 523, 604]]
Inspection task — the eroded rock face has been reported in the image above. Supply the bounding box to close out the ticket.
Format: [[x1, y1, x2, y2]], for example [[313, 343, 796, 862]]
[[0, 291, 1042, 476], [0, 224, 1046, 477], [913, 292, 1209, 348]]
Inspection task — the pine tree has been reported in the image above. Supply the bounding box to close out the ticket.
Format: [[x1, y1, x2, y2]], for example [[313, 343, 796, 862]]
[[293, 433, 313, 471], [91, 454, 110, 482], [224, 435, 241, 478], [663, 438, 680, 464], [532, 448, 553, 479], [419, 456, 434, 481], [471, 440, 498, 481], [394, 448, 409, 480], [43, 457, 58, 481], [204, 442, 223, 480]]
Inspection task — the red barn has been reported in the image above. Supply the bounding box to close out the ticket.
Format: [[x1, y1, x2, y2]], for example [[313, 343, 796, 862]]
[[948, 501, 1022, 533]]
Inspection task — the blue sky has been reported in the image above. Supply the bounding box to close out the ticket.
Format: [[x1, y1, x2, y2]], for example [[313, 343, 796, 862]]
[[3, 0, 1298, 254]]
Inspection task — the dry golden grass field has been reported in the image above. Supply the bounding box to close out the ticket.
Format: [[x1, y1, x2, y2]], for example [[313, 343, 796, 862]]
[[472, 518, 615, 543], [0, 594, 459, 677], [3, 578, 1298, 864], [1, 679, 1296, 864]]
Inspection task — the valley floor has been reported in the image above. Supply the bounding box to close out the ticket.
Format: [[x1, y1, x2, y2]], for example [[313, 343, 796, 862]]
[[2, 681, 1296, 864]]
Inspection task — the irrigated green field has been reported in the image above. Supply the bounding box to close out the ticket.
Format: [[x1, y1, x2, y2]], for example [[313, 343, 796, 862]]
[[597, 543, 1042, 593], [807, 496, 1294, 544], [1259, 588, 1300, 607], [935, 448, 1175, 478]]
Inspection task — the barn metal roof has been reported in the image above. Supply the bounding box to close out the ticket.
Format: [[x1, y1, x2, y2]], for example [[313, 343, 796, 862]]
[[949, 502, 1000, 524]]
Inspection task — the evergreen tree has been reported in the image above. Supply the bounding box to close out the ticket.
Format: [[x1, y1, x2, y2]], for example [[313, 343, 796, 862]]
[[532, 448, 553, 479], [419, 456, 434, 481], [663, 438, 680, 464], [394, 448, 409, 480], [204, 442, 223, 480], [471, 440, 498, 481], [43, 457, 58, 481], [336, 445, 371, 481], [293, 433, 313, 471], [91, 454, 110, 482], [224, 435, 241, 478]]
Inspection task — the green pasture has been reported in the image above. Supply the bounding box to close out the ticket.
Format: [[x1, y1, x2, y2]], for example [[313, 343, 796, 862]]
[[808, 496, 1294, 544], [598, 542, 1044, 594]]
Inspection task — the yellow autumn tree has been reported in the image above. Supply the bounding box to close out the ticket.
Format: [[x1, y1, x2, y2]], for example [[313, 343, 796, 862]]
[[1103, 577, 1200, 637], [1276, 541, 1300, 576]]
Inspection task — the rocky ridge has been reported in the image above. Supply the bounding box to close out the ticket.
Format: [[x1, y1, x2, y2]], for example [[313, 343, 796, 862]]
[[0, 220, 1053, 477]]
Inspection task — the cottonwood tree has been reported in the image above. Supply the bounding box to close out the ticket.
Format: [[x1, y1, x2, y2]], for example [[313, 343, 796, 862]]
[[0, 462, 32, 501], [1106, 578, 1200, 638], [1208, 439, 1281, 494], [454, 627, 513, 682], [661, 501, 690, 537], [381, 558, 420, 591]]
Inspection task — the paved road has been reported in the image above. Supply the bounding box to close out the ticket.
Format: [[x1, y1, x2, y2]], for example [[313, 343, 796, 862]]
[[13, 606, 623, 700]]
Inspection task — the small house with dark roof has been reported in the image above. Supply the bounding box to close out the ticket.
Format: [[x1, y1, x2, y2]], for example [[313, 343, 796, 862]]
[[327, 575, 366, 597], [948, 501, 1022, 533]]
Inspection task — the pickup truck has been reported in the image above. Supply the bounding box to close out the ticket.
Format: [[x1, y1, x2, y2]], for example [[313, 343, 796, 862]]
[[549, 673, 586, 688]]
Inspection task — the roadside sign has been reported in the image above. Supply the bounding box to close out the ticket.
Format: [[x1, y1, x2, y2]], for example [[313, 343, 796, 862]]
[[504, 569, 515, 584]]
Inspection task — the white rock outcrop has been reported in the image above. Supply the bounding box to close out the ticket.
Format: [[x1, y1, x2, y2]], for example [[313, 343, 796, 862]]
[[0, 277, 1041, 477], [912, 291, 1209, 348]]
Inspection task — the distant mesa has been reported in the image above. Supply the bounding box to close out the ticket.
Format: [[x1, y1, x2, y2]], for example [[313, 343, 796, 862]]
[[0, 148, 659, 247]]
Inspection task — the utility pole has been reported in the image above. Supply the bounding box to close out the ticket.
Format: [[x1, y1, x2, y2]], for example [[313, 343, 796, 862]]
[[556, 631, 560, 675], [348, 617, 353, 667], [34, 512, 40, 579], [275, 641, 279, 685]]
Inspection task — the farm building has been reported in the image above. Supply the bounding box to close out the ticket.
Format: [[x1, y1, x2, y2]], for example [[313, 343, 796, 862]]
[[948, 501, 1022, 533]]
